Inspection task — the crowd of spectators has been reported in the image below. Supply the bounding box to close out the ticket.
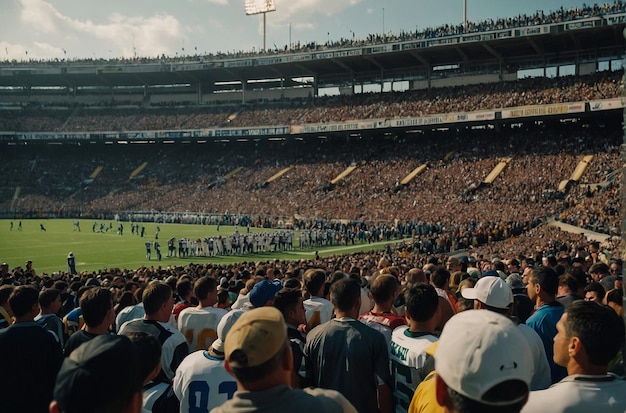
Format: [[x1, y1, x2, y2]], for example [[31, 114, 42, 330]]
[[0, 71, 621, 132], [1, 1, 624, 66], [1, 117, 622, 260]]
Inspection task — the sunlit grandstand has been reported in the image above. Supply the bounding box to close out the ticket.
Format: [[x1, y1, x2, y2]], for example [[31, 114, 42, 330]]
[[1, 1, 624, 259]]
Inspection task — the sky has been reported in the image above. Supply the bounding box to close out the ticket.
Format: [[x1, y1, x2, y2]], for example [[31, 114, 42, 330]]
[[0, 0, 591, 61]]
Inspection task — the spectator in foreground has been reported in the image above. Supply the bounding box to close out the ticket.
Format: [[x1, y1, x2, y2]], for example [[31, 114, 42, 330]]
[[0, 286, 63, 413], [50, 334, 143, 413], [461, 276, 551, 390], [525, 266, 567, 383], [305, 278, 393, 413], [432, 310, 533, 413], [64, 287, 115, 356], [521, 300, 626, 412], [212, 306, 357, 412]]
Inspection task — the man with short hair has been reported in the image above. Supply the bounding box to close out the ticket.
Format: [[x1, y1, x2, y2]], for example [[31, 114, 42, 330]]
[[360, 274, 406, 344], [583, 282, 605, 303], [35, 288, 65, 347], [0, 286, 63, 413], [461, 276, 551, 390], [119, 281, 189, 381], [211, 307, 357, 412], [521, 300, 626, 412], [119, 282, 188, 413], [525, 266, 567, 383], [178, 276, 228, 351], [305, 278, 393, 413], [302, 269, 333, 330], [431, 310, 533, 413], [390, 283, 439, 413], [273, 287, 308, 388], [589, 262, 615, 292], [49, 334, 143, 413], [64, 287, 115, 356]]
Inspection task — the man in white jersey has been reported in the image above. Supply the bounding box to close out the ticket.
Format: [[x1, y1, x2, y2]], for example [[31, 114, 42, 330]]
[[174, 310, 244, 413], [178, 276, 228, 352], [302, 269, 333, 330], [522, 300, 626, 413], [389, 283, 439, 413]]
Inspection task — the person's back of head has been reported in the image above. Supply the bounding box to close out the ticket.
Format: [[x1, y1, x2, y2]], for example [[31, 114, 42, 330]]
[[8, 285, 39, 319], [431, 267, 451, 290], [433, 310, 532, 413], [589, 262, 610, 277], [124, 331, 162, 385], [39, 288, 61, 312], [53, 281, 68, 293], [0, 284, 15, 308], [80, 287, 113, 328], [405, 268, 427, 285], [176, 279, 194, 301], [604, 288, 624, 316], [561, 300, 625, 368], [193, 276, 217, 302], [51, 334, 143, 413], [142, 281, 172, 316], [303, 269, 326, 297], [404, 283, 438, 322], [273, 288, 303, 322], [558, 273, 579, 297], [369, 274, 398, 305], [133, 286, 145, 303], [330, 278, 361, 314]]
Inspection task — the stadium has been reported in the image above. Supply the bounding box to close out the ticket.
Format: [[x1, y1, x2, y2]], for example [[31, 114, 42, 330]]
[[1, 2, 624, 262], [1, 2, 626, 413]]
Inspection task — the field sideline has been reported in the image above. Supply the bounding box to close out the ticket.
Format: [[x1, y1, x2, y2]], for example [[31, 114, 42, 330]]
[[0, 219, 395, 274]]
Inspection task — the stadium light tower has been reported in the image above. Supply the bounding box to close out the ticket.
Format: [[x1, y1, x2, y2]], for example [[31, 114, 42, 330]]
[[245, 0, 277, 52], [463, 0, 467, 32]]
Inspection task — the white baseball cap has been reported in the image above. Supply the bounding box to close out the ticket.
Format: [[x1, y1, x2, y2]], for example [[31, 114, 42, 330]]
[[435, 310, 532, 405], [461, 276, 513, 309], [211, 309, 245, 354]]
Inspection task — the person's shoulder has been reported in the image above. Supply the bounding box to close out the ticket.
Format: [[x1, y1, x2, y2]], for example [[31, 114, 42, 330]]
[[521, 382, 571, 412], [301, 387, 358, 412]]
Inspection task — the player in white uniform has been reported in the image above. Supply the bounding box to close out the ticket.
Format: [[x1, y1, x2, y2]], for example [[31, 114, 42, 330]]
[[389, 283, 439, 413], [173, 310, 244, 413], [178, 276, 227, 351]]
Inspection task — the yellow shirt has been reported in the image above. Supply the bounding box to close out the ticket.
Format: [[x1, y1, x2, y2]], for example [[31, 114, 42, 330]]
[[408, 370, 444, 413]]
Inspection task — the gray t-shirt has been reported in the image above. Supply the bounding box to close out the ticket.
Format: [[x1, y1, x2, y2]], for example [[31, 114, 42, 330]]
[[210, 384, 357, 413]]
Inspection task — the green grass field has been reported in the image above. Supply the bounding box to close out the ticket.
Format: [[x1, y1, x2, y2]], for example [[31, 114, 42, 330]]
[[0, 219, 393, 274]]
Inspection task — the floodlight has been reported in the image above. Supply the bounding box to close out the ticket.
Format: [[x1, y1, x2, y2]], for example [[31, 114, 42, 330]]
[[245, 0, 276, 15]]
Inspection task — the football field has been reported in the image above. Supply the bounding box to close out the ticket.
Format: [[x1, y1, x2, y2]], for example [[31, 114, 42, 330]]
[[0, 219, 393, 274]]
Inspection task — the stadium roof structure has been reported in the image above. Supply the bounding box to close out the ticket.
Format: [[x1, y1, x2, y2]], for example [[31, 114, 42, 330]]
[[1, 14, 625, 90]]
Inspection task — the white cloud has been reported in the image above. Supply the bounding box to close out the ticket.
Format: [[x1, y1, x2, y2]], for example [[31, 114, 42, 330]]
[[0, 40, 62, 61], [17, 0, 186, 58]]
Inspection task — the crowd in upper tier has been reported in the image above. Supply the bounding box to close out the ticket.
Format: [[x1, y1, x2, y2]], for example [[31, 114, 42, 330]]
[[0, 71, 621, 132]]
